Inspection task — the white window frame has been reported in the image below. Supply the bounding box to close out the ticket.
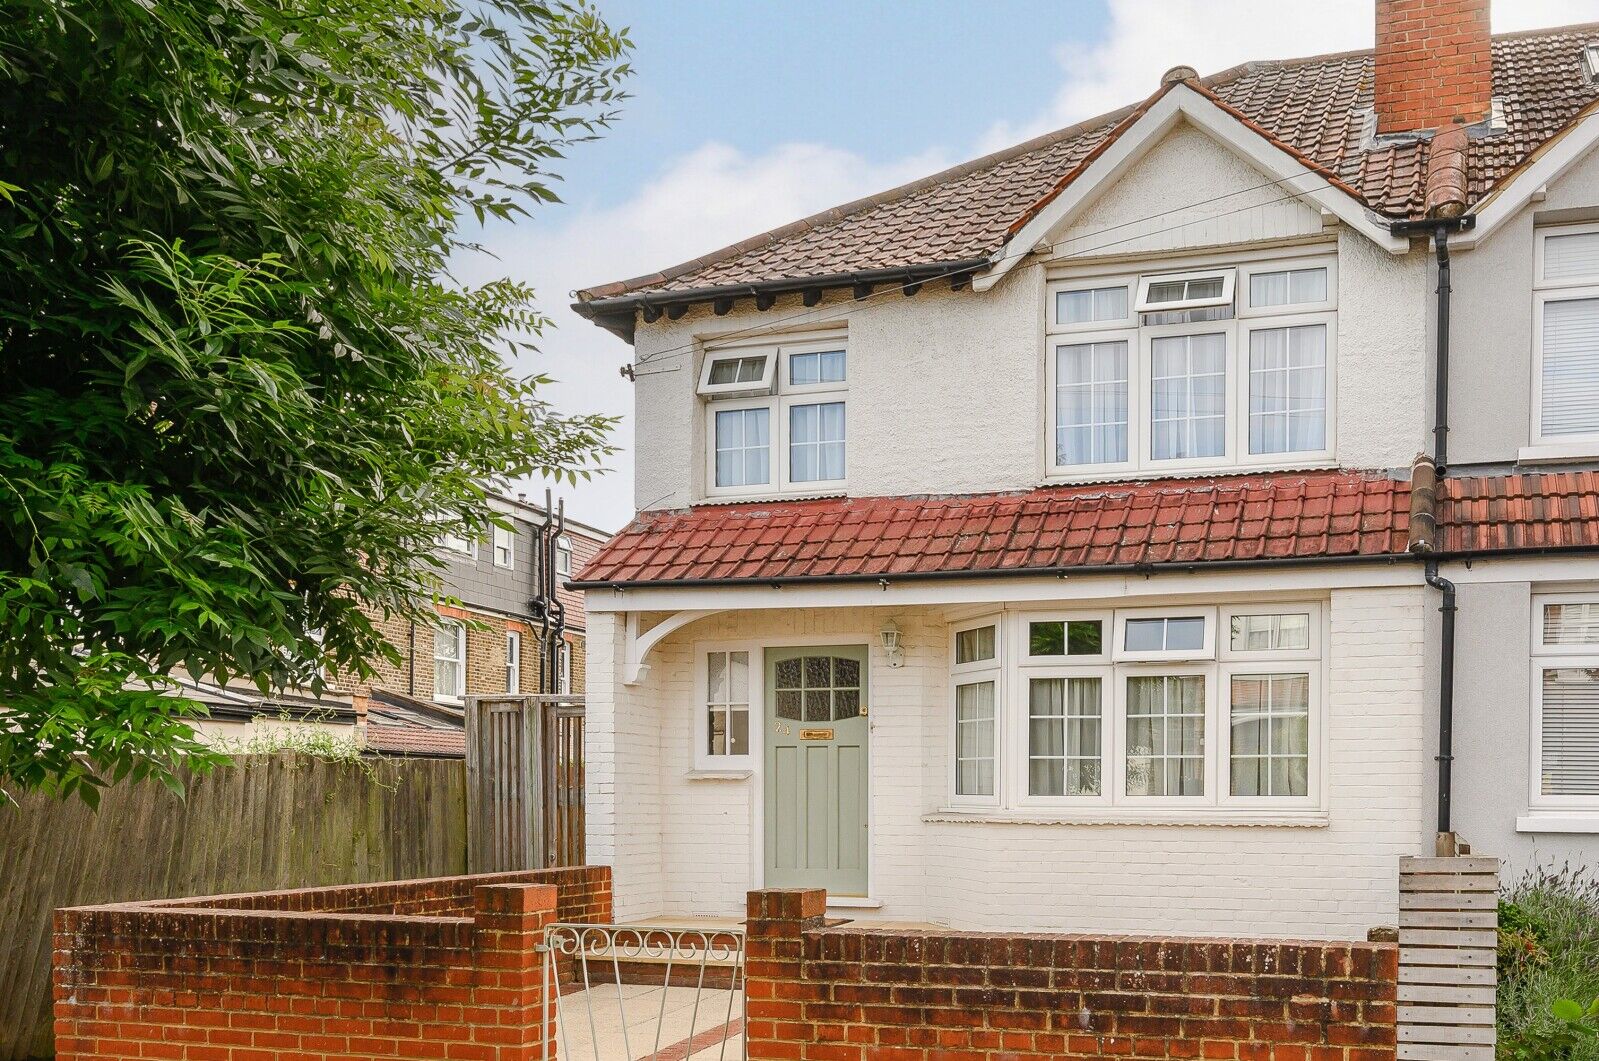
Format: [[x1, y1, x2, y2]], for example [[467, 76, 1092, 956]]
[[1528, 224, 1599, 457], [433, 620, 466, 704], [697, 349, 779, 398], [694, 642, 759, 772], [493, 525, 515, 568], [1114, 606, 1217, 663], [1045, 253, 1337, 480], [559, 639, 573, 693], [949, 616, 1003, 808], [440, 531, 474, 556], [505, 630, 521, 694], [1135, 268, 1237, 312], [959, 602, 1324, 817], [1528, 592, 1599, 814], [555, 535, 573, 578], [701, 334, 848, 500]]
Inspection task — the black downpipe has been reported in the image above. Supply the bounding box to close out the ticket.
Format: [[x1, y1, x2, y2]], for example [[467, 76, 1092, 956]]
[[1431, 227, 1452, 471], [1424, 559, 1457, 836]]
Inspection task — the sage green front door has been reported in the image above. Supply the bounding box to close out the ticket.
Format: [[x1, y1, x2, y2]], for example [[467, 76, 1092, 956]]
[[764, 646, 869, 896]]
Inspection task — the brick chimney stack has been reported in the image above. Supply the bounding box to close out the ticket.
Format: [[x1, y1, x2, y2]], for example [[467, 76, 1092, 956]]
[[1374, 0, 1492, 135]]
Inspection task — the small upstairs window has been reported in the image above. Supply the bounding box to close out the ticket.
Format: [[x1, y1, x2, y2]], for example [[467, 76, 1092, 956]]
[[1532, 224, 1599, 452], [493, 525, 515, 568], [701, 335, 848, 499], [555, 535, 573, 577], [1136, 269, 1236, 314]]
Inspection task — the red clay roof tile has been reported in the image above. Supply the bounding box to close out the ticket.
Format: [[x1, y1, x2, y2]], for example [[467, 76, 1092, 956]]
[[576, 472, 1414, 587], [1437, 472, 1599, 553]]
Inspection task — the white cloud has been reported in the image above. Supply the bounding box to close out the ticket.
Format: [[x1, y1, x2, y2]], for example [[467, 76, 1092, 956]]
[[481, 0, 1599, 532], [981, 0, 1599, 151], [462, 141, 947, 531]]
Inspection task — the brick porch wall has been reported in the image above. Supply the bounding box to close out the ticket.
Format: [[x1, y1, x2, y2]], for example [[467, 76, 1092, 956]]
[[745, 889, 1399, 1061], [53, 866, 611, 1060]]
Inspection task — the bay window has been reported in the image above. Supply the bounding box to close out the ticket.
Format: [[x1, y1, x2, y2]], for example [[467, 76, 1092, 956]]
[[1047, 254, 1335, 477], [955, 603, 1323, 816], [700, 335, 847, 498], [1528, 594, 1599, 815], [1530, 225, 1599, 455]]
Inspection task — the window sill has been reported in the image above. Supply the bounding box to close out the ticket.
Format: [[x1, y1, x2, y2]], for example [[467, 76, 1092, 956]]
[[1040, 460, 1337, 488], [924, 808, 1329, 828], [699, 490, 846, 507], [1518, 441, 1599, 463], [1516, 813, 1599, 834], [684, 768, 753, 782], [826, 896, 883, 910]]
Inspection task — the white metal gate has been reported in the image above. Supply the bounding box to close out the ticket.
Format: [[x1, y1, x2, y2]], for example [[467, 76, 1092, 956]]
[[541, 923, 745, 1060]]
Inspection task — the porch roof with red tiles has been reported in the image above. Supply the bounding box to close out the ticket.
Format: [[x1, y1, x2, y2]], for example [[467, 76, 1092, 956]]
[[574, 472, 1414, 588], [1437, 471, 1599, 553]]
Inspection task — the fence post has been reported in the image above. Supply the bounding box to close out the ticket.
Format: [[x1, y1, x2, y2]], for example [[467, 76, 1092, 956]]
[[1397, 855, 1499, 1061], [743, 889, 826, 1060]]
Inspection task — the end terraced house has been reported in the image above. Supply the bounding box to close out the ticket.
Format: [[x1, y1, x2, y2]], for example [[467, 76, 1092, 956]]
[[571, 0, 1599, 938]]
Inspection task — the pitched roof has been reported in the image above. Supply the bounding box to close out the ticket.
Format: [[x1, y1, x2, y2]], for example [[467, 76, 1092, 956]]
[[576, 24, 1599, 308], [575, 472, 1414, 587], [1436, 471, 1599, 552]]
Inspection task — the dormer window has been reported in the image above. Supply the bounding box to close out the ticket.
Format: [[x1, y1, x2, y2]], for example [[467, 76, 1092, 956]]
[[701, 334, 848, 499], [1046, 254, 1335, 479], [1582, 42, 1599, 83]]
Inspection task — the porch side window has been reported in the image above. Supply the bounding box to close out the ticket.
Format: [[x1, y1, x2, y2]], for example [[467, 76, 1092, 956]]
[[1531, 596, 1599, 809], [433, 621, 466, 703], [704, 650, 751, 760], [1533, 225, 1599, 451], [700, 336, 847, 499]]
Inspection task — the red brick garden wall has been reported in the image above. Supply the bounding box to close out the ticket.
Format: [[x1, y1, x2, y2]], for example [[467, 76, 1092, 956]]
[[53, 866, 611, 1061], [745, 889, 1398, 1061]]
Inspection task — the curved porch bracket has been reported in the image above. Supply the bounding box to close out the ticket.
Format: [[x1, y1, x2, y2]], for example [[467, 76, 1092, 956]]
[[622, 609, 723, 686]]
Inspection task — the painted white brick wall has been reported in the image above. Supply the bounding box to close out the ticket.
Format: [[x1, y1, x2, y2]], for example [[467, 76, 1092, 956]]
[[589, 586, 1431, 939]]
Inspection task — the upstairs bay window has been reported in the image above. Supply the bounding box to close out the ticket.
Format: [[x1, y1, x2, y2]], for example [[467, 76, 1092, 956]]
[[1047, 255, 1335, 478], [951, 603, 1323, 816], [1530, 225, 1599, 456], [699, 336, 847, 499]]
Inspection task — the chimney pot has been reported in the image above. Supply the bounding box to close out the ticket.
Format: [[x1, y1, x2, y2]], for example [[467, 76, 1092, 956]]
[[1374, 0, 1492, 135]]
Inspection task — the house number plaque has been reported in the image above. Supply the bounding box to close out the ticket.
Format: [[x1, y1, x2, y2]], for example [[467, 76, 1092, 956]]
[[799, 728, 834, 741]]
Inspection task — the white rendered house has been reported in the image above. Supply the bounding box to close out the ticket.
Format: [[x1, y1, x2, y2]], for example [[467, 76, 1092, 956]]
[[569, 1, 1599, 938]]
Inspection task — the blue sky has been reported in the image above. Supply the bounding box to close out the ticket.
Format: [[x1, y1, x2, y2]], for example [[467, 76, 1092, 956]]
[[465, 0, 1594, 532]]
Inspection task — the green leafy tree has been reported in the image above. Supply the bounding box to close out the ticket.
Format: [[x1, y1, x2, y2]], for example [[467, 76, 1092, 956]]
[[0, 0, 629, 802]]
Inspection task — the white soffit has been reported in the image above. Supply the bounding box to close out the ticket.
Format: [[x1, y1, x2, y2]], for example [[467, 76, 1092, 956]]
[[1453, 102, 1599, 249], [974, 85, 1408, 293]]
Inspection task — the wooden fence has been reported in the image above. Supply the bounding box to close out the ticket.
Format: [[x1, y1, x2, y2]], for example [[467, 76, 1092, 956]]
[[465, 694, 585, 873], [0, 753, 467, 1061], [1397, 855, 1500, 1061]]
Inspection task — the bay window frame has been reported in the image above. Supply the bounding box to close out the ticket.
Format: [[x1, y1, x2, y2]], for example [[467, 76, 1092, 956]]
[[1528, 261, 1599, 456], [1044, 251, 1338, 482], [952, 602, 1327, 819], [949, 616, 1003, 808]]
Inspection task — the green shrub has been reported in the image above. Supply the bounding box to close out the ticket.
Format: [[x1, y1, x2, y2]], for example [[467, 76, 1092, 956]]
[[1499, 866, 1599, 1059]]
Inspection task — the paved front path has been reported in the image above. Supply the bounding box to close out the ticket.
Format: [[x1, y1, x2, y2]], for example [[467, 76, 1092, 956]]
[[550, 982, 744, 1060]]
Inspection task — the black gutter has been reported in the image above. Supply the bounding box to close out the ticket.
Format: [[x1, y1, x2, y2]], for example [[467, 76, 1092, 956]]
[[571, 550, 1415, 592], [572, 258, 992, 343]]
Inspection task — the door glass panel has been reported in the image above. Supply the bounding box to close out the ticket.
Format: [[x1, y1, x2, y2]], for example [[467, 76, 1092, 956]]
[[804, 690, 831, 721], [775, 690, 801, 720], [834, 688, 861, 719], [780, 654, 866, 722], [835, 657, 861, 688], [776, 657, 801, 688]]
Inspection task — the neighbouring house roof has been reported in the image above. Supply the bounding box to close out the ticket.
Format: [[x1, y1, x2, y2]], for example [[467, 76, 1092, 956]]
[[574, 24, 1599, 323], [363, 723, 466, 759], [363, 688, 466, 759], [574, 472, 1414, 588], [1437, 471, 1599, 552]]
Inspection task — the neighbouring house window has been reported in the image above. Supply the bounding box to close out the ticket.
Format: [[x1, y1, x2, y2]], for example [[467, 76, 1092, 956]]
[[505, 631, 521, 694], [1531, 595, 1599, 808], [561, 640, 574, 693], [699, 336, 847, 498], [704, 649, 752, 761], [556, 535, 573, 578], [433, 621, 466, 702], [493, 525, 515, 568], [440, 530, 473, 556], [957, 604, 1322, 813], [1046, 255, 1334, 477], [1533, 225, 1599, 448], [952, 620, 1001, 802]]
